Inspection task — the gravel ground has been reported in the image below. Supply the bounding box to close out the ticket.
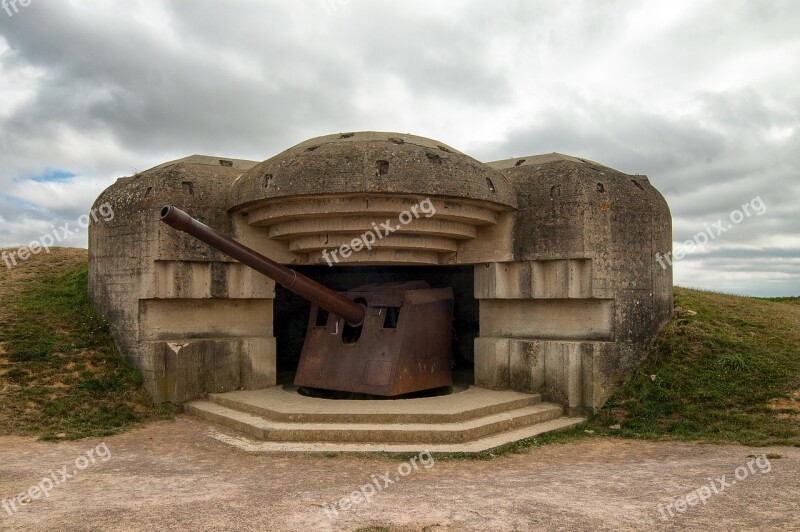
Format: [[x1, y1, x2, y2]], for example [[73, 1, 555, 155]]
[[0, 416, 797, 531]]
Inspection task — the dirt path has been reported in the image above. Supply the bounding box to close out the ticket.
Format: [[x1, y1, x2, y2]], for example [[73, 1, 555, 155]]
[[0, 416, 797, 531]]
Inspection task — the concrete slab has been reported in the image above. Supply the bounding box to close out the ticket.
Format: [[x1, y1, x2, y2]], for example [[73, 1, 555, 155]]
[[186, 401, 564, 443], [204, 416, 586, 454], [207, 385, 541, 423]]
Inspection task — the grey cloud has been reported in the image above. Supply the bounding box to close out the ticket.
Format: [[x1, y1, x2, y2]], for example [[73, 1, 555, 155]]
[[0, 2, 361, 158], [0, 0, 798, 295]]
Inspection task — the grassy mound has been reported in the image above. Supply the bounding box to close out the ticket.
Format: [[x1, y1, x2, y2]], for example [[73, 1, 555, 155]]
[[591, 287, 800, 445], [0, 248, 171, 440]]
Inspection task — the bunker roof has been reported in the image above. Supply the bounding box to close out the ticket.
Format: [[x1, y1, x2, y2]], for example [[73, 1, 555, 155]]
[[230, 132, 517, 211]]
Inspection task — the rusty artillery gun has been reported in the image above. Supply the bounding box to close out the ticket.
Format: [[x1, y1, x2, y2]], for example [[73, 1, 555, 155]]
[[160, 205, 453, 396]]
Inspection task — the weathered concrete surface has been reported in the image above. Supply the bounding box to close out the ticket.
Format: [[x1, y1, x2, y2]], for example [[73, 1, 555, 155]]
[[476, 153, 673, 413], [88, 155, 276, 404], [230, 131, 517, 209], [0, 417, 796, 531], [187, 399, 569, 446], [227, 132, 519, 266], [89, 135, 672, 418], [178, 385, 584, 451]]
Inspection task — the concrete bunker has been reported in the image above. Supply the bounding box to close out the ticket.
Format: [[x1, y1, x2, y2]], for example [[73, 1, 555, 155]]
[[89, 132, 672, 418]]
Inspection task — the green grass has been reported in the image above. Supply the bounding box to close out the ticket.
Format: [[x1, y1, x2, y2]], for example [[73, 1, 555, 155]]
[[591, 287, 800, 446], [763, 296, 800, 303], [0, 259, 172, 440]]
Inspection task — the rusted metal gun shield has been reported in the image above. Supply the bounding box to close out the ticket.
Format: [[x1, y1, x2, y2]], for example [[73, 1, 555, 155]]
[[294, 286, 454, 396]]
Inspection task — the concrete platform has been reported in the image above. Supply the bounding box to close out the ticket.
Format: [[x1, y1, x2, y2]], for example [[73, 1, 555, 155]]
[[186, 386, 585, 453], [207, 385, 543, 422]]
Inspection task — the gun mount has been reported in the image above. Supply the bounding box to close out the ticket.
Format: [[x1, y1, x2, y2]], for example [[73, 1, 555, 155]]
[[160, 205, 453, 396]]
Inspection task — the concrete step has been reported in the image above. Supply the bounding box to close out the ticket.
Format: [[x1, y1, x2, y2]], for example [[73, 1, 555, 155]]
[[207, 415, 586, 454], [186, 400, 564, 444], [207, 386, 542, 424]]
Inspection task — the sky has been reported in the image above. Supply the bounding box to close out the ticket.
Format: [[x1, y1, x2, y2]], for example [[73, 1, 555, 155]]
[[0, 0, 797, 296]]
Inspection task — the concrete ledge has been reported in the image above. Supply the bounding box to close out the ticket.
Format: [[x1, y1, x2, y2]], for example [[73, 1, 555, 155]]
[[205, 416, 585, 454], [475, 260, 593, 299], [208, 386, 541, 423], [187, 400, 563, 444], [139, 298, 273, 341], [151, 262, 275, 299], [479, 299, 613, 340]]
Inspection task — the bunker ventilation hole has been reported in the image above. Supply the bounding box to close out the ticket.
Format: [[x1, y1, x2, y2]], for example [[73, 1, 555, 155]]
[[596, 183, 605, 193], [631, 179, 644, 191], [219, 159, 233, 167], [388, 137, 405, 145], [550, 184, 561, 197], [515, 159, 526, 167], [437, 145, 452, 153], [262, 173, 274, 187], [306, 145, 319, 152], [182, 181, 194, 195], [426, 152, 443, 165], [144, 186, 153, 197], [339, 133, 355, 139], [486, 177, 496, 193], [375, 160, 390, 177]]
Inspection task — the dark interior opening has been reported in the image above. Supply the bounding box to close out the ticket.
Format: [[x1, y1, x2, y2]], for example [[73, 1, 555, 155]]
[[382, 307, 401, 329], [341, 297, 366, 344], [274, 265, 477, 387], [314, 308, 329, 327]]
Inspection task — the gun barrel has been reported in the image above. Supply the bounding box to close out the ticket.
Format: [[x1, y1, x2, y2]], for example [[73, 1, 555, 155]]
[[159, 205, 365, 326]]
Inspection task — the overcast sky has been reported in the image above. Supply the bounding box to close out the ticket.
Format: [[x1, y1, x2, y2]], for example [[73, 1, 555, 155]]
[[0, 0, 797, 296]]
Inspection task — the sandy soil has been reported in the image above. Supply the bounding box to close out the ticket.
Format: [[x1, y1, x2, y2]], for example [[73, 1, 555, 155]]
[[0, 416, 797, 531]]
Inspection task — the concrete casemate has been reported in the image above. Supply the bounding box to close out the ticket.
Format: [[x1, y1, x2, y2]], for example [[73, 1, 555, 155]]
[[88, 132, 672, 415]]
